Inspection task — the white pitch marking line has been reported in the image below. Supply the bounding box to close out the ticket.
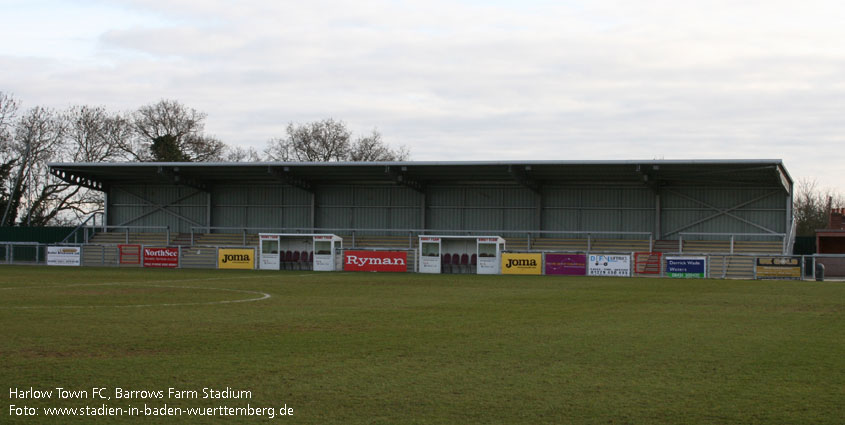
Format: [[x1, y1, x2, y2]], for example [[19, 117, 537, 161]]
[[0, 275, 284, 309]]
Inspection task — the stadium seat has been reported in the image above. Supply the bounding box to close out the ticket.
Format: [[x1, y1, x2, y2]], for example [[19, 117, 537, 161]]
[[460, 253, 469, 274], [470, 254, 477, 274], [442, 253, 451, 273], [283, 251, 293, 270], [451, 253, 460, 274], [300, 250, 309, 270], [292, 251, 300, 270]]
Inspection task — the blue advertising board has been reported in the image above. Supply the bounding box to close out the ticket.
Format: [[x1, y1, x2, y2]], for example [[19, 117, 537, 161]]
[[665, 256, 706, 278]]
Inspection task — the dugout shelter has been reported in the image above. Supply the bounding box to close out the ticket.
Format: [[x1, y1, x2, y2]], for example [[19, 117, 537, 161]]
[[419, 235, 506, 274]]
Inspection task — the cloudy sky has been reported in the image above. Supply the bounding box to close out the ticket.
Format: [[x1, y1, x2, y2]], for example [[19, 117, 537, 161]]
[[2, 0, 843, 190]]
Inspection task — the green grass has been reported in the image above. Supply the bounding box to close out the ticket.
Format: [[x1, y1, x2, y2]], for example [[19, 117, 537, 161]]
[[1, 266, 843, 424]]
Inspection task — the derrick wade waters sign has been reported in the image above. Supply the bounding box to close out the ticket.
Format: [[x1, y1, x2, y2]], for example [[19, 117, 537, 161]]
[[665, 256, 706, 278]]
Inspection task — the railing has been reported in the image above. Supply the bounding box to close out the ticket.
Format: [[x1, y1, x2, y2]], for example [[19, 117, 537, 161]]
[[190, 226, 654, 250], [60, 212, 104, 244], [677, 232, 786, 254], [85, 225, 171, 244], [784, 217, 797, 255]]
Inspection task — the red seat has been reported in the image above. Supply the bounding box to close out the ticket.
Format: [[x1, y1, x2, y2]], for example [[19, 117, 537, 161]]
[[451, 253, 460, 274], [460, 253, 469, 274], [442, 253, 451, 273], [283, 251, 293, 269], [300, 250, 309, 270]]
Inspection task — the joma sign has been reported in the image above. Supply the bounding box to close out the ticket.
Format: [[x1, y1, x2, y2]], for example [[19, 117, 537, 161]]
[[344, 250, 407, 272], [143, 247, 179, 268]]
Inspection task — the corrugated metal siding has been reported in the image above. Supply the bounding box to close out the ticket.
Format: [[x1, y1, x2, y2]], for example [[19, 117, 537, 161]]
[[428, 208, 461, 230], [504, 209, 534, 230], [317, 207, 353, 229], [661, 187, 787, 238], [109, 185, 206, 233], [543, 187, 579, 207], [103, 181, 786, 240], [390, 208, 420, 229], [542, 210, 580, 230]]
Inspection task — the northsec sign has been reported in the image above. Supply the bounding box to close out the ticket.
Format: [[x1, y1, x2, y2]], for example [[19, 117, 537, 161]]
[[143, 247, 179, 268]]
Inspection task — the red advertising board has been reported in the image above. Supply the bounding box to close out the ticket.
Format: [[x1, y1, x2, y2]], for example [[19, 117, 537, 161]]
[[344, 250, 407, 272], [143, 247, 179, 268]]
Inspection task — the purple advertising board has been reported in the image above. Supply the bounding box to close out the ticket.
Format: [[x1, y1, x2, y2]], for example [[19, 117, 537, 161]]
[[545, 254, 587, 275]]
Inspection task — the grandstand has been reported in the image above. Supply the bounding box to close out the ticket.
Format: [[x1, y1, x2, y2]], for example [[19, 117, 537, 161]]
[[48, 160, 794, 277]]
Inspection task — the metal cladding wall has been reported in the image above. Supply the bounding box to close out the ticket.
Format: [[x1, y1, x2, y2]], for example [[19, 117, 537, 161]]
[[211, 185, 310, 231], [427, 186, 534, 231], [91, 161, 791, 243], [660, 186, 786, 240], [107, 182, 790, 239], [542, 185, 654, 236], [109, 185, 207, 232]]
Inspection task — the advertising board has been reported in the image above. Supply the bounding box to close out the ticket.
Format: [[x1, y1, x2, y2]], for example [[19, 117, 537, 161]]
[[344, 250, 408, 272], [544, 254, 586, 275], [501, 253, 542, 275], [634, 252, 662, 274], [587, 254, 631, 277], [665, 256, 706, 278], [755, 257, 801, 280], [218, 248, 255, 270], [143, 247, 179, 268], [47, 246, 81, 266]]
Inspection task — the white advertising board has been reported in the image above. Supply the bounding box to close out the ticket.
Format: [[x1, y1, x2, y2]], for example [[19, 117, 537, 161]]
[[47, 246, 81, 266], [587, 254, 631, 277]]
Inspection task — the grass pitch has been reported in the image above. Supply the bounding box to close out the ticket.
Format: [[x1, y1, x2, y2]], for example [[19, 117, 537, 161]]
[[1, 266, 843, 424]]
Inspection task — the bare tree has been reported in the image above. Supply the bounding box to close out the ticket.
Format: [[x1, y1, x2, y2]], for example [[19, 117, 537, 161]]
[[349, 129, 410, 161], [133, 99, 225, 162], [0, 92, 21, 224], [265, 119, 409, 162], [224, 145, 263, 162], [8, 106, 67, 225], [794, 178, 845, 236]]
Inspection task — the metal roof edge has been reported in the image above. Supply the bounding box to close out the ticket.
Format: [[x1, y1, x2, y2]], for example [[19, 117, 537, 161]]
[[48, 159, 786, 168]]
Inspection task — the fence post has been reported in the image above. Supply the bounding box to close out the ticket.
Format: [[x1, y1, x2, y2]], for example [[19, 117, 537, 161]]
[[811, 255, 816, 280], [125, 228, 129, 244]]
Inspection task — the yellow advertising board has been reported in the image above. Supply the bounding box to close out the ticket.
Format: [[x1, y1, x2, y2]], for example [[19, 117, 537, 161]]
[[218, 248, 255, 270], [501, 253, 542, 275], [755, 257, 801, 279]]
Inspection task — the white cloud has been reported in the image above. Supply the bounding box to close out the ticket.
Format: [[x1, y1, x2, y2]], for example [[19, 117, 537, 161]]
[[1, 0, 844, 189]]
